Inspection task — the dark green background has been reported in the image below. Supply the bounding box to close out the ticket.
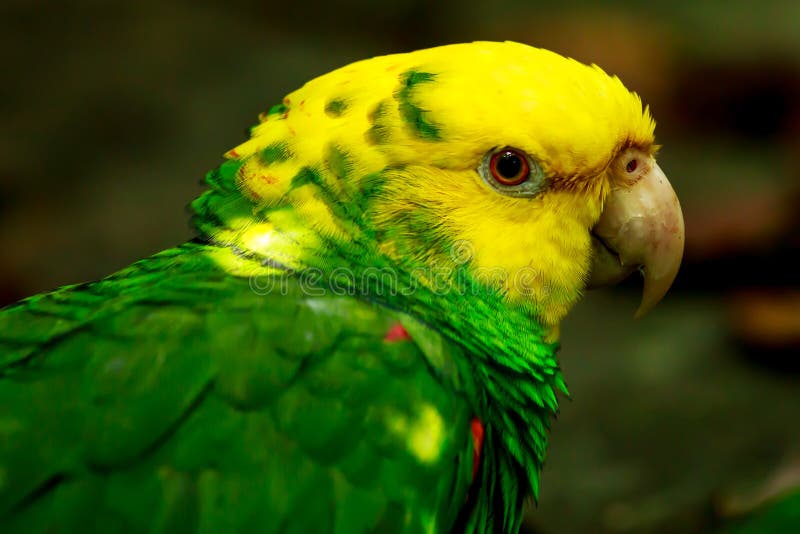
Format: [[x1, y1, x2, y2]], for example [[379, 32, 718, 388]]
[[2, 1, 799, 532]]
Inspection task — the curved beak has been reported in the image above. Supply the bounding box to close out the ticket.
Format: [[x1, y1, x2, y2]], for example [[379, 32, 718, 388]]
[[588, 154, 685, 318]]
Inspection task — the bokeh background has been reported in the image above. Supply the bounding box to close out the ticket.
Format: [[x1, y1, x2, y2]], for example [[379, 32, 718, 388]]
[[2, 1, 799, 532]]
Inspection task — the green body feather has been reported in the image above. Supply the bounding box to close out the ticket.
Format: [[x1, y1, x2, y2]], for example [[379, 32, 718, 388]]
[[0, 42, 586, 533], [0, 234, 564, 533], [1, 243, 478, 532]]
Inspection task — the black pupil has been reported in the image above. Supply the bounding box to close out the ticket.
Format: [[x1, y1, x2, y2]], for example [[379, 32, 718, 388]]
[[497, 152, 523, 178]]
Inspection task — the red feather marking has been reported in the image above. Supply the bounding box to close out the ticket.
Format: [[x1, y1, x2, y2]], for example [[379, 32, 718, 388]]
[[471, 417, 484, 481], [383, 322, 411, 342]]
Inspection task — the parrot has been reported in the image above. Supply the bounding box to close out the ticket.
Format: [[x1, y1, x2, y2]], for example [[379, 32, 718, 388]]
[[0, 41, 684, 533]]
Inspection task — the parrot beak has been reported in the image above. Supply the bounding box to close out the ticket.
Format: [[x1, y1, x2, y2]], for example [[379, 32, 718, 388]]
[[587, 150, 685, 318]]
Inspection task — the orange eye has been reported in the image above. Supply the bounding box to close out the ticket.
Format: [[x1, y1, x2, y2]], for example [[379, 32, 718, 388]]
[[490, 149, 530, 186]]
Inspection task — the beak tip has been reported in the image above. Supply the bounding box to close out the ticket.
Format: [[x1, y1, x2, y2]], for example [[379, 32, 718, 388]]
[[634, 261, 683, 319], [633, 300, 656, 319]]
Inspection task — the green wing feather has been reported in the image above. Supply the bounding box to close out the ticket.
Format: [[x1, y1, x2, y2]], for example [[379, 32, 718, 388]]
[[0, 242, 476, 533]]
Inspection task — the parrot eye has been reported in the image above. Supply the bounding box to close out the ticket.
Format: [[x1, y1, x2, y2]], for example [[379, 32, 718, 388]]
[[479, 147, 545, 197], [490, 150, 529, 186], [625, 158, 638, 173]]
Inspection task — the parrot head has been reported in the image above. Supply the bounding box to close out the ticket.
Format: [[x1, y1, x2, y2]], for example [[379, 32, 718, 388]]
[[194, 41, 684, 334]]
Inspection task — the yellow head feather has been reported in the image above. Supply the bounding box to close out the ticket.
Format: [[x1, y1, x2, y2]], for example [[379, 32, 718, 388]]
[[206, 41, 656, 328]]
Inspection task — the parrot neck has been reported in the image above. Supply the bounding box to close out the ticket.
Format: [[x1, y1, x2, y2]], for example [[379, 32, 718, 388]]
[[205, 235, 565, 531], [193, 163, 566, 529]]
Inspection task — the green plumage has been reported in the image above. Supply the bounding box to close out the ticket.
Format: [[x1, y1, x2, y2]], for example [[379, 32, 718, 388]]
[[1, 43, 584, 533], [1, 174, 565, 533], [0, 242, 477, 532]]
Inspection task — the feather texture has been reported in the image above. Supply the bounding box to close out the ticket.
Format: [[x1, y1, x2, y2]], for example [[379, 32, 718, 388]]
[[1, 41, 659, 532]]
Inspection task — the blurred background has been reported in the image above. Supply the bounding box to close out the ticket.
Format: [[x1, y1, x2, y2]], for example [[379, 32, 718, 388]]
[[1, 0, 798, 531]]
